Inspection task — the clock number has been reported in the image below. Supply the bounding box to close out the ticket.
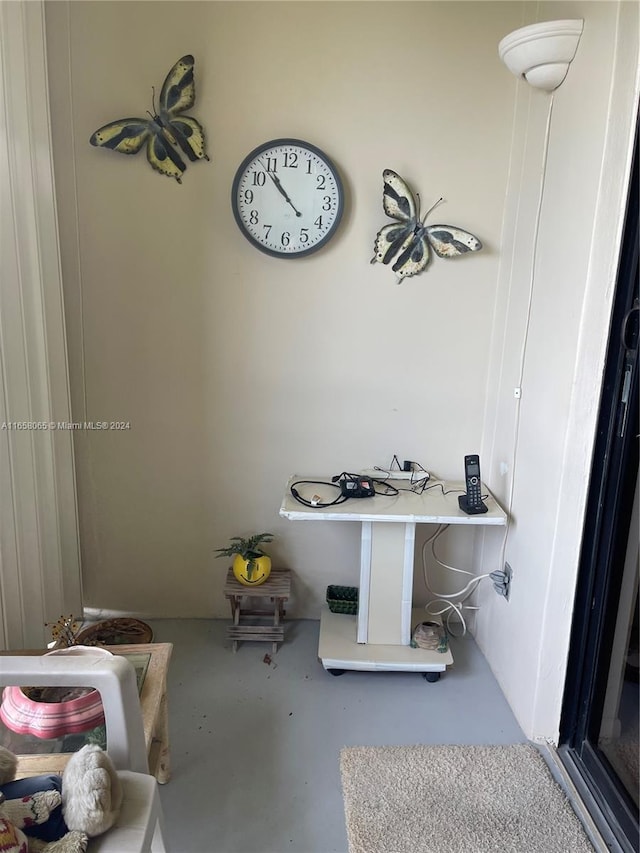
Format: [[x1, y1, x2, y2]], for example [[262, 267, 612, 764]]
[[314, 215, 323, 229], [322, 195, 332, 211], [263, 224, 272, 239], [283, 152, 298, 168], [251, 171, 266, 187], [249, 210, 259, 225], [243, 189, 254, 205], [281, 231, 290, 246], [299, 228, 309, 244], [306, 159, 312, 174], [265, 157, 277, 172], [316, 175, 326, 190]]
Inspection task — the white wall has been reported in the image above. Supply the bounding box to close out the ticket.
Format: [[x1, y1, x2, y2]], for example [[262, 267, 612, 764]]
[[44, 1, 638, 740], [475, 0, 639, 741], [45, 0, 523, 615]]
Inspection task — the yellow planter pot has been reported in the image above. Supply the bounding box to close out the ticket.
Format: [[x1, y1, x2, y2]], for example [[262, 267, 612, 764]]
[[233, 554, 271, 586]]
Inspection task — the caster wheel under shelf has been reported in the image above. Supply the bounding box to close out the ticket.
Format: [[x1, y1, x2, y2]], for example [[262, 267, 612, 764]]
[[422, 671, 441, 682], [327, 668, 346, 676]]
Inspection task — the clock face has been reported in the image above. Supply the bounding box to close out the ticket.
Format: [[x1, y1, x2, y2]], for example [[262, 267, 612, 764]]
[[231, 139, 344, 258]]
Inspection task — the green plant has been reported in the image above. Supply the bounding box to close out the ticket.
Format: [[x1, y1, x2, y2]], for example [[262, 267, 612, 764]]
[[215, 532, 274, 579]]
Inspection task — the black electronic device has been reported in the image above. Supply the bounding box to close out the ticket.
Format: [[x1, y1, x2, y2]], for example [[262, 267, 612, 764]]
[[290, 472, 382, 509], [337, 474, 376, 499], [458, 454, 488, 515]]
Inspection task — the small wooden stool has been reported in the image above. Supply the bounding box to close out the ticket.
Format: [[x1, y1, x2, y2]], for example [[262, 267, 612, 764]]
[[223, 568, 292, 654]]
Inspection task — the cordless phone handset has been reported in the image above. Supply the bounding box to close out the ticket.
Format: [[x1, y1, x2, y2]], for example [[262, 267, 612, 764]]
[[458, 454, 488, 515]]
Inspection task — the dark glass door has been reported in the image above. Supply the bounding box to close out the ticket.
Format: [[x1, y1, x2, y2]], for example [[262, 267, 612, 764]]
[[559, 134, 639, 852]]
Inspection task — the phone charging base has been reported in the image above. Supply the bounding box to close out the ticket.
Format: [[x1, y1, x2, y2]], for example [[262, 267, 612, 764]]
[[458, 494, 488, 515]]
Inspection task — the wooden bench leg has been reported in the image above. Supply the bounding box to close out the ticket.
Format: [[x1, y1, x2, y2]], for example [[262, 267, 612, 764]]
[[156, 692, 171, 784], [273, 596, 282, 654]]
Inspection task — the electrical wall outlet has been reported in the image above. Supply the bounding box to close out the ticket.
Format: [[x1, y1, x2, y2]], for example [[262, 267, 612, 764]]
[[490, 563, 512, 600], [503, 562, 512, 600]]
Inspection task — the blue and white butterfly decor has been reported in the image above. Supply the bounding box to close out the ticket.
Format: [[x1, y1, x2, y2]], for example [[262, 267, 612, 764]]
[[370, 169, 482, 283], [90, 55, 209, 184]]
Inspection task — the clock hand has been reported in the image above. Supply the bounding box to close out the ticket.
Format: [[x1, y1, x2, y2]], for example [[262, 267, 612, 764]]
[[260, 162, 302, 217]]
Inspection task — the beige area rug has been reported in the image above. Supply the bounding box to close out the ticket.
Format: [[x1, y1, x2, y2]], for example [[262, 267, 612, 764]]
[[340, 744, 595, 853]]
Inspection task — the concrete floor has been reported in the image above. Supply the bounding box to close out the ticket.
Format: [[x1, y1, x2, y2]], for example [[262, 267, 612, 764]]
[[152, 618, 526, 853]]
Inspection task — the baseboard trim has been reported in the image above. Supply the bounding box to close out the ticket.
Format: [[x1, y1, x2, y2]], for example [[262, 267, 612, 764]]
[[82, 608, 230, 621], [82, 606, 159, 621]]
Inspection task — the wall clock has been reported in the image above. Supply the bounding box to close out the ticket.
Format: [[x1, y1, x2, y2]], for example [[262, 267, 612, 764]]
[[231, 139, 344, 258]]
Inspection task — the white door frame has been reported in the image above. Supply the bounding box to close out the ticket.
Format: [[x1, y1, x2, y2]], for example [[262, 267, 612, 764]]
[[0, 0, 82, 649]]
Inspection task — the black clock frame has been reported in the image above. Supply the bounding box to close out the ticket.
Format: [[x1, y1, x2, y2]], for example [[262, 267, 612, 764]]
[[231, 138, 344, 259]]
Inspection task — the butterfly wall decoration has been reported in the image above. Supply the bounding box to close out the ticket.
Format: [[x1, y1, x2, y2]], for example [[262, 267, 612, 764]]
[[90, 55, 209, 184], [370, 169, 482, 283]]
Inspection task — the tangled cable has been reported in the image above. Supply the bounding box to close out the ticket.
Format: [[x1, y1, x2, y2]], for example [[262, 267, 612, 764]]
[[421, 524, 491, 637]]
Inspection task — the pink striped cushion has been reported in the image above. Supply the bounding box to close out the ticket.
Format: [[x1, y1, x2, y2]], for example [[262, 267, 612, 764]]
[[0, 685, 104, 739]]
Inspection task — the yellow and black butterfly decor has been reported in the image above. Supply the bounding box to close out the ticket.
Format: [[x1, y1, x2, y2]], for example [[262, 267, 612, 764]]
[[90, 55, 209, 184], [371, 170, 482, 283]]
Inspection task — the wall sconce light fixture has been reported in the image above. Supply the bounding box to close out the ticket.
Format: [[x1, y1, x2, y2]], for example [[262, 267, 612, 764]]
[[498, 19, 584, 91]]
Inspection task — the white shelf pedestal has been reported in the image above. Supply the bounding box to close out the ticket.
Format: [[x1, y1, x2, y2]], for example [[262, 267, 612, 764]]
[[280, 475, 507, 676]]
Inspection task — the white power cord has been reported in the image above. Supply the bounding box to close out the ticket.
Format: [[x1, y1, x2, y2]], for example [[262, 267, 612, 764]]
[[500, 92, 556, 572], [421, 524, 491, 636], [425, 599, 480, 637]]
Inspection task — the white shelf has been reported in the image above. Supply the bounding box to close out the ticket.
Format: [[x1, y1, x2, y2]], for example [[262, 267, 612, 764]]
[[282, 473, 507, 676], [318, 606, 453, 673], [280, 475, 507, 525]]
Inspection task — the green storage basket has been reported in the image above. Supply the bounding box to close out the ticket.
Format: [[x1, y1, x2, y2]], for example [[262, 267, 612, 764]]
[[326, 585, 358, 615]]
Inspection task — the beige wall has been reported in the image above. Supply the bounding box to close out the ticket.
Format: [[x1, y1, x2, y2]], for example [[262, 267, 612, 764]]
[[45, 1, 638, 740], [46, 0, 523, 617]]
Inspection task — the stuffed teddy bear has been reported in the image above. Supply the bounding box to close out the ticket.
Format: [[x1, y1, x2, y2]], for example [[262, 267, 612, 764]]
[[0, 787, 87, 853], [0, 743, 122, 853]]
